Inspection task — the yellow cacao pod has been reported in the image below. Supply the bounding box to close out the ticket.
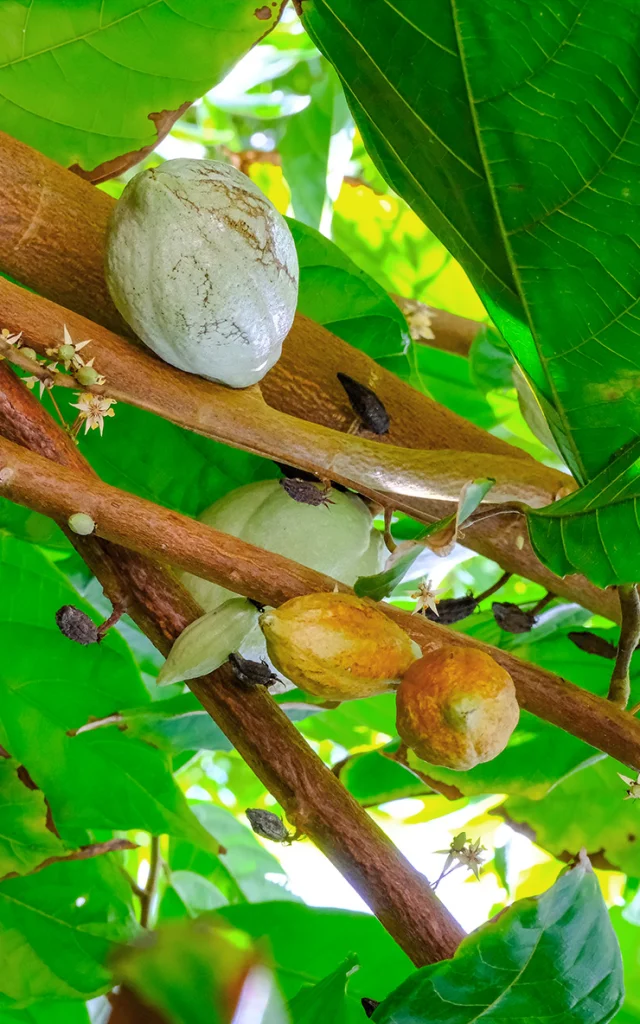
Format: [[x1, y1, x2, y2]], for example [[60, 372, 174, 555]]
[[260, 592, 418, 700]]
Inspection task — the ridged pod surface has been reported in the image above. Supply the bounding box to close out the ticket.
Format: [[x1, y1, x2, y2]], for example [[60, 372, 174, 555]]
[[260, 592, 418, 700], [105, 158, 298, 387], [396, 646, 519, 770]]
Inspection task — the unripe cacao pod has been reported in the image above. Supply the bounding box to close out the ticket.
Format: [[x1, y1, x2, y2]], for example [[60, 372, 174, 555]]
[[157, 598, 258, 686], [396, 645, 519, 770], [105, 159, 298, 388], [182, 479, 385, 612], [260, 592, 418, 700]]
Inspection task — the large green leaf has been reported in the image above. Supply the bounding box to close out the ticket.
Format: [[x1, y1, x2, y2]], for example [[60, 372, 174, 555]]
[[77, 401, 278, 518], [302, 0, 640, 483], [373, 857, 623, 1024], [527, 437, 640, 587], [280, 60, 351, 230], [0, 536, 225, 856], [216, 902, 413, 1008], [287, 217, 410, 361], [0, 760, 66, 878], [0, 1, 282, 172], [114, 917, 270, 1024], [288, 954, 357, 1024], [504, 758, 640, 877], [0, 857, 138, 1009]]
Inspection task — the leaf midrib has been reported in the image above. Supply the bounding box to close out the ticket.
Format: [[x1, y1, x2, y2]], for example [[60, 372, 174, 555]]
[[448, 0, 589, 483]]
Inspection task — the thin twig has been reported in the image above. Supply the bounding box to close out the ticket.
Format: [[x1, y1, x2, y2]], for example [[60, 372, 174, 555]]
[[475, 571, 512, 604], [529, 591, 556, 617], [383, 506, 397, 553], [609, 585, 640, 708], [139, 835, 161, 928]]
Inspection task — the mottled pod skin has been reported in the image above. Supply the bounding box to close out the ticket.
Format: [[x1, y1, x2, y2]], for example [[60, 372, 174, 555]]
[[396, 646, 519, 770], [105, 159, 299, 388], [260, 592, 417, 700]]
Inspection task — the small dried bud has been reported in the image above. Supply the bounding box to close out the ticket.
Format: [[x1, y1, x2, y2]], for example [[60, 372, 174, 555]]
[[229, 652, 279, 688], [19, 346, 37, 362], [567, 631, 618, 660], [492, 601, 535, 634], [423, 595, 478, 625], [246, 808, 292, 843], [55, 605, 100, 645], [67, 512, 96, 536], [279, 477, 334, 508], [337, 372, 390, 434], [362, 998, 381, 1018]]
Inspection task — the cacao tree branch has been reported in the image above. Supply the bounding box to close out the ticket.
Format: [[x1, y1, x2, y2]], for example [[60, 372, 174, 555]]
[[1, 431, 639, 771], [0, 131, 618, 621], [0, 277, 564, 511], [0, 363, 464, 967]]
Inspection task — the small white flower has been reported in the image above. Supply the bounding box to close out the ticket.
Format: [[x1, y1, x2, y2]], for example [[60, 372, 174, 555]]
[[411, 578, 443, 616], [70, 392, 116, 435]]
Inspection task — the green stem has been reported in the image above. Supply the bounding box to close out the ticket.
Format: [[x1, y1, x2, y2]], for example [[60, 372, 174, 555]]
[[139, 835, 161, 928], [609, 585, 640, 709]]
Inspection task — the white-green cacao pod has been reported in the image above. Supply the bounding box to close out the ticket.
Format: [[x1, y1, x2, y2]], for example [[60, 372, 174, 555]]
[[182, 479, 386, 680], [182, 479, 386, 611], [105, 159, 299, 388]]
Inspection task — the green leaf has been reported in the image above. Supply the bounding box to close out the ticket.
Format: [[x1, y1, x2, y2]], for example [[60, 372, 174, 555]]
[[0, 536, 224, 855], [0, 857, 138, 1009], [288, 954, 357, 1024], [0, 1003, 91, 1024], [280, 60, 350, 230], [337, 750, 432, 807], [355, 478, 493, 600], [373, 857, 623, 1024], [77, 402, 277, 518], [527, 437, 640, 587], [114, 917, 267, 1024], [216, 902, 413, 1006], [0, 760, 66, 878], [166, 804, 300, 907], [0, 2, 282, 172], [287, 217, 410, 361], [503, 758, 640, 878], [469, 326, 514, 393], [302, 0, 640, 482]]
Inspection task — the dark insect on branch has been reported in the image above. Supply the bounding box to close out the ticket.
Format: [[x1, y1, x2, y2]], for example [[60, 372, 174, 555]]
[[337, 372, 390, 434], [246, 808, 293, 843], [492, 592, 555, 634], [55, 602, 125, 645], [229, 652, 279, 688], [279, 477, 334, 508], [55, 605, 100, 645]]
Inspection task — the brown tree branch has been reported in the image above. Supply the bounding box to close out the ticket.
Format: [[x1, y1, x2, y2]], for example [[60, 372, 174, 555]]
[[0, 363, 464, 967], [1, 431, 639, 771], [0, 277, 565, 511], [0, 131, 617, 621], [392, 294, 481, 357]]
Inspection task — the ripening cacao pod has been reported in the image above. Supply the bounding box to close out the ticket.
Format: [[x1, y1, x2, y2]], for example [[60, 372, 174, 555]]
[[260, 592, 418, 700], [396, 645, 519, 770]]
